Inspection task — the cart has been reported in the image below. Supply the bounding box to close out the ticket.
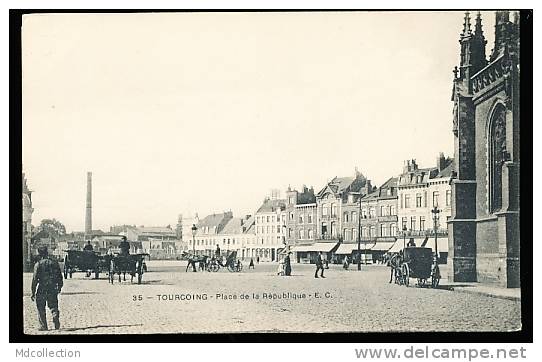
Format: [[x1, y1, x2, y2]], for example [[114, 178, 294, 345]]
[[63, 249, 111, 279], [109, 253, 149, 284], [399, 247, 441, 288]]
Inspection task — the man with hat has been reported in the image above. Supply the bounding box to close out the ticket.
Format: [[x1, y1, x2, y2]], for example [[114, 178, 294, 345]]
[[119, 236, 131, 256], [31, 245, 63, 331]]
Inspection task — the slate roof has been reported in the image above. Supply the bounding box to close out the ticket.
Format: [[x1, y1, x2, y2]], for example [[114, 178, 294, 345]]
[[220, 218, 244, 235], [198, 213, 228, 228], [317, 176, 359, 197], [196, 212, 233, 234], [435, 159, 455, 178], [256, 199, 286, 213]]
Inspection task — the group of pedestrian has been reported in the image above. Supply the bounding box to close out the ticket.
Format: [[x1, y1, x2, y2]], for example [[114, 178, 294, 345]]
[[29, 242, 332, 331]]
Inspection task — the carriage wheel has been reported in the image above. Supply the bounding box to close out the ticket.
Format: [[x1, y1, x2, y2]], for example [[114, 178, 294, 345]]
[[401, 264, 410, 287], [212, 264, 219, 272], [394, 268, 402, 285], [417, 278, 427, 287]]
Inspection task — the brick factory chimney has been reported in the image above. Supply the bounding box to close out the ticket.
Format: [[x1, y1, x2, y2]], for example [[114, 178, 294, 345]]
[[85, 172, 92, 238]]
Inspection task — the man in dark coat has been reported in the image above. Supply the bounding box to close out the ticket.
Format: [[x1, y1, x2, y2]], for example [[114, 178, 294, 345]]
[[119, 236, 130, 256], [284, 252, 292, 276], [249, 258, 255, 269], [31, 245, 63, 331], [314, 252, 325, 278], [83, 240, 93, 251]]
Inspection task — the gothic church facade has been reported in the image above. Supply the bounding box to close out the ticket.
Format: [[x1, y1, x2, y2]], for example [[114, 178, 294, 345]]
[[449, 11, 520, 287]]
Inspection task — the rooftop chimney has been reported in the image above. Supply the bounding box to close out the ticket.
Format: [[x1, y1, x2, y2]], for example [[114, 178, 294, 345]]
[[437, 152, 447, 171]]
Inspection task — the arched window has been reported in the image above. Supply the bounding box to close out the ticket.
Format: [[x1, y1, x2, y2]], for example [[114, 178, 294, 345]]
[[489, 104, 507, 213]]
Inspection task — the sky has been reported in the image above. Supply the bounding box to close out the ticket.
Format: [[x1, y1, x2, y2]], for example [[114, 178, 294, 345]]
[[22, 11, 497, 232]]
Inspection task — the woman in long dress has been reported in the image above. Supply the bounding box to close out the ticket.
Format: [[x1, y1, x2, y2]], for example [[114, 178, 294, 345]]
[[284, 252, 292, 276]]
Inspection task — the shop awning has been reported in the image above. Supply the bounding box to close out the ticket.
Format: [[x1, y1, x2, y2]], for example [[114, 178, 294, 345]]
[[387, 236, 448, 253], [335, 243, 358, 254], [291, 241, 339, 253], [422, 236, 449, 253], [388, 240, 405, 253], [371, 241, 396, 252]]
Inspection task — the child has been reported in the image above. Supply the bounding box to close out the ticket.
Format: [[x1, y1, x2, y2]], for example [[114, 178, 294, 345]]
[[277, 260, 285, 276]]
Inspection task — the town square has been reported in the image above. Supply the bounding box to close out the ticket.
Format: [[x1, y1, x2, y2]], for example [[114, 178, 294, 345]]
[[23, 261, 521, 334], [19, 10, 523, 335]]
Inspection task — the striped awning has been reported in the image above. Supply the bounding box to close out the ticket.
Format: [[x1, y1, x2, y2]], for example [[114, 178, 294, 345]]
[[421, 236, 449, 253], [291, 241, 339, 253], [371, 241, 396, 252], [335, 243, 359, 254], [388, 240, 405, 253]]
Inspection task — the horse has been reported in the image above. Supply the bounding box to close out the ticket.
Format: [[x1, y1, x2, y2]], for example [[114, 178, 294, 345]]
[[388, 253, 404, 284], [182, 252, 208, 272]]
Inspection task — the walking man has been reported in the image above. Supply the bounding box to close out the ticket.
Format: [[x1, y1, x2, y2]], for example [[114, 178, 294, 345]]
[[249, 258, 255, 269], [31, 245, 63, 331], [314, 251, 325, 278]]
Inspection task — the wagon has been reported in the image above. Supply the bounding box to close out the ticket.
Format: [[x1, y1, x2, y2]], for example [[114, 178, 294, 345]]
[[109, 253, 149, 284], [203, 251, 242, 272], [399, 247, 441, 288], [63, 249, 111, 279], [225, 251, 243, 272]]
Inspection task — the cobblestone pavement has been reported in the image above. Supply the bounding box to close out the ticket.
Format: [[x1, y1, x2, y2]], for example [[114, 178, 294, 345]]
[[22, 261, 521, 334]]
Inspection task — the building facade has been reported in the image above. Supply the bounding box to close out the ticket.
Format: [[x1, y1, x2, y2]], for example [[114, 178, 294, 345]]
[[449, 11, 520, 287], [335, 177, 398, 262], [397, 155, 453, 259], [316, 171, 370, 240], [284, 186, 317, 246], [191, 212, 232, 255], [219, 215, 256, 259], [255, 198, 286, 261]]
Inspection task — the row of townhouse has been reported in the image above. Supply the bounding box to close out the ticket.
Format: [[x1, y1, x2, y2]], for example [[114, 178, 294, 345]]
[[185, 153, 453, 263], [283, 154, 454, 264], [188, 211, 260, 260]]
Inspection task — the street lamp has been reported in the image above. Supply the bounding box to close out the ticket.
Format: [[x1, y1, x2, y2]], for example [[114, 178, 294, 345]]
[[357, 192, 362, 271], [431, 207, 440, 260], [191, 224, 197, 255], [402, 225, 407, 252]]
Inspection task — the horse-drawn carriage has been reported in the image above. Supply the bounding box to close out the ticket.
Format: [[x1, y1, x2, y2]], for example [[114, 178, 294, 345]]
[[389, 247, 441, 288], [109, 253, 149, 284], [184, 251, 243, 272], [63, 249, 111, 279]]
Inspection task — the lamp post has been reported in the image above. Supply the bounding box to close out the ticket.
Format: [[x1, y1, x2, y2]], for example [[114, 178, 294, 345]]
[[431, 206, 440, 260], [191, 224, 197, 255], [357, 192, 362, 271], [402, 225, 407, 252]]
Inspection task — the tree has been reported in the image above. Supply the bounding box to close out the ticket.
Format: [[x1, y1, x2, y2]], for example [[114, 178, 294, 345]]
[[38, 218, 66, 237]]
